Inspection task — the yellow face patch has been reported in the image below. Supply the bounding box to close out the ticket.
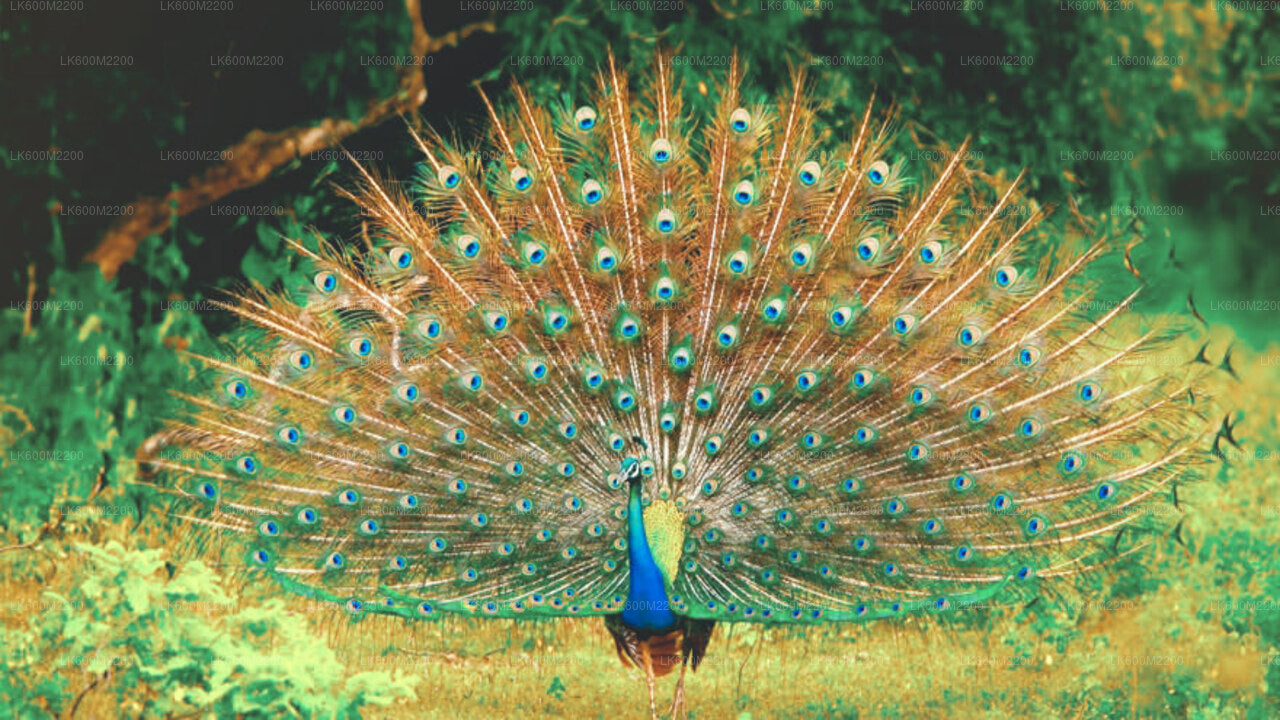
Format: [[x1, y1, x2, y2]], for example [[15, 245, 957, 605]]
[[642, 499, 685, 587]]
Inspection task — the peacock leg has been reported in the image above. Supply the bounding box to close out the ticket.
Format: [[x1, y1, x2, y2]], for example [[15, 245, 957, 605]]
[[640, 642, 659, 720], [667, 658, 689, 720]]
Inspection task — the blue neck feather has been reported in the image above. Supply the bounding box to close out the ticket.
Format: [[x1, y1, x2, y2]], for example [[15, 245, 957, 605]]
[[620, 479, 678, 632]]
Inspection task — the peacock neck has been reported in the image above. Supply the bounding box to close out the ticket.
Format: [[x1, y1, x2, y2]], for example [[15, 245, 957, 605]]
[[621, 477, 679, 633]]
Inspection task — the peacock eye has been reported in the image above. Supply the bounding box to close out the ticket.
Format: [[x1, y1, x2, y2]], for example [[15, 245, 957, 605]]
[[573, 106, 597, 131], [856, 235, 880, 262], [224, 378, 249, 400], [387, 246, 413, 270], [437, 165, 461, 189], [522, 241, 548, 266], [650, 138, 673, 164], [729, 108, 750, 133], [727, 249, 751, 274], [891, 314, 917, 337], [797, 160, 821, 186], [654, 277, 677, 301], [596, 246, 618, 272], [510, 166, 533, 191], [994, 264, 1019, 288], [790, 242, 813, 268], [733, 180, 755, 206], [417, 317, 442, 339], [867, 160, 890, 186], [829, 305, 854, 329], [581, 179, 604, 206], [919, 241, 942, 265], [348, 336, 373, 357], [762, 298, 785, 322], [655, 208, 677, 233], [957, 324, 983, 348], [313, 271, 338, 293], [395, 382, 420, 403], [456, 234, 480, 258], [1016, 345, 1042, 367]]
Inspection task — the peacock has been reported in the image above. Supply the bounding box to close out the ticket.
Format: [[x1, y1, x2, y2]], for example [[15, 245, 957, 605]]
[[140, 52, 1218, 718]]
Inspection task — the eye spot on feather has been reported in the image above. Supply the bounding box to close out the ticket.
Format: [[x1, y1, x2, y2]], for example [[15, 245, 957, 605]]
[[856, 235, 880, 262], [573, 106, 597, 131], [993, 264, 1018, 288], [1018, 417, 1044, 439], [581, 179, 604, 206], [510, 166, 532, 192], [387, 246, 413, 270], [730, 107, 750, 132], [883, 497, 908, 517], [313, 271, 338, 293], [437, 165, 461, 189], [990, 491, 1014, 512], [650, 138, 673, 164], [867, 160, 890, 186], [919, 241, 942, 265], [348, 336, 373, 358], [234, 455, 258, 476], [798, 160, 821, 186], [1060, 451, 1085, 474], [288, 350, 313, 371], [733, 180, 755, 206], [276, 425, 301, 446]]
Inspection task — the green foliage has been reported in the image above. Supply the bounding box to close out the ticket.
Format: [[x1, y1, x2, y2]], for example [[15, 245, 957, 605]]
[[0, 542, 417, 718]]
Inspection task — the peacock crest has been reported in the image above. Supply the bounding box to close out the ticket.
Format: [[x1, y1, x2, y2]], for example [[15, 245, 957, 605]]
[[141, 51, 1216, 716]]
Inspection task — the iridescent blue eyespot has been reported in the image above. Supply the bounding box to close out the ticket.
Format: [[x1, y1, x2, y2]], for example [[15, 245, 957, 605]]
[[574, 106, 597, 131], [1096, 483, 1116, 500], [437, 165, 461, 189], [314, 271, 338, 293], [730, 108, 750, 132], [1077, 382, 1100, 403], [991, 492, 1013, 511], [1060, 451, 1085, 474], [919, 242, 940, 264], [867, 160, 889, 186], [388, 247, 412, 269], [198, 482, 217, 500], [994, 265, 1017, 288]]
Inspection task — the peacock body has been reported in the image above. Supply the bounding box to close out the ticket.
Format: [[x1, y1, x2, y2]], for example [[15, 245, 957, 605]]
[[142, 53, 1213, 716]]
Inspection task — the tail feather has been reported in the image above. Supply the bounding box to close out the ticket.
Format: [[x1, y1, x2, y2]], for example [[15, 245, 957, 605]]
[[140, 52, 1216, 626]]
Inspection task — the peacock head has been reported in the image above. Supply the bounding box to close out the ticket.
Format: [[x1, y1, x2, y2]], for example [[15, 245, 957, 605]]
[[620, 457, 643, 486]]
